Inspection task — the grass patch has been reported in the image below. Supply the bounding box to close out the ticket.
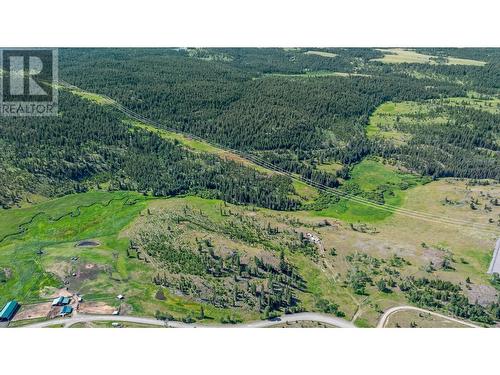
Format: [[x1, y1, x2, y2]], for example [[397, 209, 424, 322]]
[[372, 48, 486, 66], [0, 191, 147, 307], [288, 252, 357, 319], [304, 50, 338, 58], [292, 180, 320, 203], [69, 89, 115, 105], [316, 162, 343, 174], [354, 318, 372, 328], [312, 159, 423, 222], [262, 71, 370, 79]]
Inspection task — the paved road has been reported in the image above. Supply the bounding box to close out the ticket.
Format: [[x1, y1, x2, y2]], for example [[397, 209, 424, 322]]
[[487, 238, 500, 274], [376, 305, 481, 328], [23, 312, 356, 328]]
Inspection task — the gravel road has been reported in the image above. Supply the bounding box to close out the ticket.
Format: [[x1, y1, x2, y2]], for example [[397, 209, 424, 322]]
[[23, 312, 356, 328]]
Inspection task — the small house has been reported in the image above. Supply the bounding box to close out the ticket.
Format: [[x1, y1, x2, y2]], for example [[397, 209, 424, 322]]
[[117, 294, 124, 300]]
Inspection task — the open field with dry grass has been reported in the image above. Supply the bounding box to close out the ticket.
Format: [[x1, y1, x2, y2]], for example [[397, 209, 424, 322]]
[[304, 50, 338, 58], [384, 310, 469, 328], [372, 48, 486, 66]]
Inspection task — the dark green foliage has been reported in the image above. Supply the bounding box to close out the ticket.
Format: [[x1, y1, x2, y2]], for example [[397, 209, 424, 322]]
[[491, 273, 500, 290], [56, 48, 498, 183], [0, 268, 7, 283], [374, 106, 500, 179], [346, 267, 372, 295], [155, 310, 175, 321], [399, 277, 494, 324], [3, 48, 498, 210], [376, 278, 391, 293], [315, 298, 345, 317], [139, 206, 307, 315], [0, 92, 298, 209]]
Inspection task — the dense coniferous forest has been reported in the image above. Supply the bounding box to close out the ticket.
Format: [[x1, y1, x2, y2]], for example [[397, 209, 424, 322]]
[[58, 48, 498, 181], [0, 92, 298, 209], [1, 48, 499, 208]]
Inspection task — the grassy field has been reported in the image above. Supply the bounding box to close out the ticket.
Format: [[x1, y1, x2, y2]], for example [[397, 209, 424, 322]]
[[1, 173, 498, 327], [372, 48, 486, 66], [304, 50, 338, 58], [292, 180, 320, 203], [385, 310, 469, 328], [312, 159, 424, 223], [316, 161, 344, 174], [0, 191, 263, 323], [0, 191, 148, 307], [68, 89, 115, 105], [366, 95, 500, 142], [262, 71, 370, 79]]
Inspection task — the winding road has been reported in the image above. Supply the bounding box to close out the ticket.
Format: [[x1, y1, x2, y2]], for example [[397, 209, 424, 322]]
[[376, 305, 481, 328], [24, 312, 356, 328], [22, 306, 481, 328]]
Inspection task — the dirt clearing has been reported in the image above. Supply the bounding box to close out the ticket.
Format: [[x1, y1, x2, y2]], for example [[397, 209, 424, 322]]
[[78, 301, 115, 314], [12, 302, 52, 321]]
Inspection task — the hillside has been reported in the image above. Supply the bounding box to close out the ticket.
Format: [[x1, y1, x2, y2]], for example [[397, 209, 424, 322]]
[[1, 48, 499, 328]]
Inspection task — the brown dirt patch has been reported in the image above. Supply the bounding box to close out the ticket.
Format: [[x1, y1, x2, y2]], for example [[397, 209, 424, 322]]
[[78, 301, 115, 315], [12, 302, 52, 321], [422, 248, 445, 266], [40, 287, 73, 299], [47, 306, 64, 319], [75, 264, 103, 282], [46, 262, 72, 280], [66, 264, 106, 291], [466, 284, 498, 306]]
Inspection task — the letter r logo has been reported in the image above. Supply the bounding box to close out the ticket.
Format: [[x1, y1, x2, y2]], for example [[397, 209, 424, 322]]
[[2, 49, 55, 102]]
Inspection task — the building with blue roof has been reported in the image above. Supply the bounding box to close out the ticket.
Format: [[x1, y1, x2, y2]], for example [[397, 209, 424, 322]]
[[52, 296, 71, 306], [59, 305, 73, 317], [0, 301, 20, 321]]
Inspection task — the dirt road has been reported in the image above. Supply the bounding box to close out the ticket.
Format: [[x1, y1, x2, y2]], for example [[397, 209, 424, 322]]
[[24, 312, 356, 328], [21, 305, 481, 329], [376, 305, 481, 328]]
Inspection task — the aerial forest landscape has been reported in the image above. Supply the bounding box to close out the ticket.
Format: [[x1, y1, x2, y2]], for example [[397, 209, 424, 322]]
[[1, 47, 499, 328]]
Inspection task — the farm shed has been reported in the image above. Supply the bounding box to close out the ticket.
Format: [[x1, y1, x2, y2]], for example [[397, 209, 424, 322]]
[[52, 296, 71, 306], [0, 301, 20, 321], [59, 305, 73, 316]]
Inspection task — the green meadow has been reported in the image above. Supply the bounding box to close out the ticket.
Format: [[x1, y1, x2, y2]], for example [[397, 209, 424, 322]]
[[312, 159, 423, 223], [0, 191, 258, 322]]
